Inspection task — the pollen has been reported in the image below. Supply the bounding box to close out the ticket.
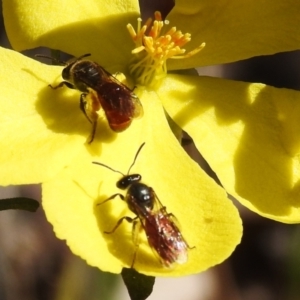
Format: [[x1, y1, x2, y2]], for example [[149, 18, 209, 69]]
[[127, 11, 205, 88]]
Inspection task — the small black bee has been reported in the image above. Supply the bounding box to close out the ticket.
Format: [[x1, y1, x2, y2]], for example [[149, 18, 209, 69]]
[[93, 143, 189, 268]]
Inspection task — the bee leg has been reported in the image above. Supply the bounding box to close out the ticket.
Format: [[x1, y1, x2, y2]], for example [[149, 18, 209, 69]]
[[87, 119, 97, 144], [97, 193, 125, 206], [104, 216, 137, 234], [80, 93, 93, 123], [49, 81, 75, 89], [80, 93, 99, 144]]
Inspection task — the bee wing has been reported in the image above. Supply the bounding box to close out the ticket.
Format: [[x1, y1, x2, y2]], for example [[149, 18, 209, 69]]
[[131, 94, 143, 119], [104, 69, 143, 119], [151, 190, 167, 213]]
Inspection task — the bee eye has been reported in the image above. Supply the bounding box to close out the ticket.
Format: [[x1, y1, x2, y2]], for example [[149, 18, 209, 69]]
[[117, 178, 128, 189], [62, 65, 72, 80], [117, 174, 141, 189]]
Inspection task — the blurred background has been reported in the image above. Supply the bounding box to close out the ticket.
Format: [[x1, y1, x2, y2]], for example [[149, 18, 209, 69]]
[[1, 0, 300, 299]]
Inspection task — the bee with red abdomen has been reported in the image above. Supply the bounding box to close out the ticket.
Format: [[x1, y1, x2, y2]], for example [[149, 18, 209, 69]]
[[36, 53, 143, 143], [93, 143, 190, 268]]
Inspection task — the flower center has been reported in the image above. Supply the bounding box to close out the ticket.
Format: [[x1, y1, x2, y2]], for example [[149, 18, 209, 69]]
[[127, 11, 205, 88]]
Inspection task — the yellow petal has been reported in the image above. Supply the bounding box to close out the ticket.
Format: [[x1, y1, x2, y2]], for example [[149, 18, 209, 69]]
[[167, 0, 300, 70], [160, 74, 300, 223], [3, 0, 140, 72], [0, 47, 90, 185], [43, 89, 242, 276]]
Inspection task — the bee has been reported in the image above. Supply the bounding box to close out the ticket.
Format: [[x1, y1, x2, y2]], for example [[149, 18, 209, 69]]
[[93, 143, 190, 268], [36, 53, 143, 143]]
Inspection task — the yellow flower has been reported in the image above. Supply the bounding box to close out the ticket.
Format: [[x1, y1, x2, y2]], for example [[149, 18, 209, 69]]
[[1, 0, 299, 275]]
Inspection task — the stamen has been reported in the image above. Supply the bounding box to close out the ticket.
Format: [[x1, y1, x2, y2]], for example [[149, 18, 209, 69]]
[[154, 11, 162, 21], [171, 42, 206, 59], [127, 11, 205, 87]]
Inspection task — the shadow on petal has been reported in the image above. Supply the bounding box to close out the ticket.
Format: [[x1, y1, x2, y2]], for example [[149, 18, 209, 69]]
[[33, 78, 118, 145], [162, 75, 300, 221], [36, 13, 139, 74]]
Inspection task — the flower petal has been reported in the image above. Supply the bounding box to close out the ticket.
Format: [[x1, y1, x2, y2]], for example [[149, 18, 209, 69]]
[[3, 0, 140, 72], [160, 74, 300, 223], [0, 47, 90, 185], [43, 89, 242, 276], [166, 0, 300, 70]]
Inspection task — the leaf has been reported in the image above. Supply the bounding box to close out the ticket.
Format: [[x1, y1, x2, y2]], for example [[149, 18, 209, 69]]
[[121, 268, 155, 300], [0, 197, 40, 212]]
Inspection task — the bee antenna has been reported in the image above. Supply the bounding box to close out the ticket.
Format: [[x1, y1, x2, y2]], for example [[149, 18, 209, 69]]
[[127, 142, 146, 175], [92, 162, 125, 177], [93, 142, 145, 176], [35, 53, 91, 66], [77, 53, 91, 60], [35, 54, 66, 66], [67, 53, 91, 66]]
